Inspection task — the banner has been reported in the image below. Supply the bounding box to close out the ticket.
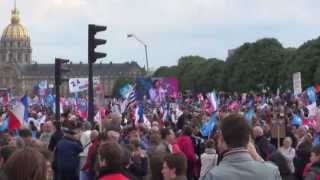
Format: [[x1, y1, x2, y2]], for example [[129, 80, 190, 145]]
[[69, 77, 100, 93], [149, 77, 179, 103], [38, 80, 48, 96], [293, 72, 302, 95]]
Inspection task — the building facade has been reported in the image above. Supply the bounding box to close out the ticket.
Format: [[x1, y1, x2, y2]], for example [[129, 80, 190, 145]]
[[0, 4, 143, 96]]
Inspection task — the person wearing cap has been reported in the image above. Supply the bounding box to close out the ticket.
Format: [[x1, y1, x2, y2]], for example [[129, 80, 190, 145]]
[[53, 121, 83, 180]]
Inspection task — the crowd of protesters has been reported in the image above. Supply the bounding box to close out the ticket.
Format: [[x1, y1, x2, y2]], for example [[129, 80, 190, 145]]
[[1, 89, 320, 180]]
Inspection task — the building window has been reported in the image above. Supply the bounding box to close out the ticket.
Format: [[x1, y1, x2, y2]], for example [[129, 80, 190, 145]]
[[25, 54, 29, 63], [18, 53, 22, 62]]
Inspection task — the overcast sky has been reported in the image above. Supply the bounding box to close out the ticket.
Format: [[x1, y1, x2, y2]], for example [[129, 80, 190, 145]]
[[1, 0, 320, 69]]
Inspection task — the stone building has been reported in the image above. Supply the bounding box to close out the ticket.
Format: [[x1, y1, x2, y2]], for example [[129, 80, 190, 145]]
[[0, 4, 143, 96]]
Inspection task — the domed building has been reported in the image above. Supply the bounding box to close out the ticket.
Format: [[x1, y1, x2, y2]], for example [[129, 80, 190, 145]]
[[0, 4, 32, 64], [0, 3, 143, 96]]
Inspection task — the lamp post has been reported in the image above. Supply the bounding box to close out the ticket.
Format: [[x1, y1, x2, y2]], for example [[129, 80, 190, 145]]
[[127, 34, 149, 73]]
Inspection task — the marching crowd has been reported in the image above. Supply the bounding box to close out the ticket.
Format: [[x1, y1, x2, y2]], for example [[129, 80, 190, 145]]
[[0, 90, 320, 180]]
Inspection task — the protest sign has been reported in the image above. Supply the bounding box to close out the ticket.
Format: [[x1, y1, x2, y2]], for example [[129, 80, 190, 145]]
[[293, 72, 302, 95], [69, 77, 100, 93]]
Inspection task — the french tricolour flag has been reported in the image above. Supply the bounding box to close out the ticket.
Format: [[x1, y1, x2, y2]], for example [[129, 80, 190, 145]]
[[8, 95, 29, 130], [8, 101, 25, 130]]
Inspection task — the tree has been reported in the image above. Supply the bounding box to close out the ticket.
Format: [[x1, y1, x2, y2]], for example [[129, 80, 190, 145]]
[[225, 38, 287, 92], [287, 37, 320, 88], [153, 66, 177, 77], [153, 36, 320, 93]]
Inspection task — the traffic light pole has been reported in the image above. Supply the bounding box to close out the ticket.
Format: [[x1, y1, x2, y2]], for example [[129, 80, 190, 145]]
[[88, 50, 94, 124], [88, 24, 107, 124], [55, 58, 69, 123], [55, 75, 60, 122], [55, 58, 61, 122]]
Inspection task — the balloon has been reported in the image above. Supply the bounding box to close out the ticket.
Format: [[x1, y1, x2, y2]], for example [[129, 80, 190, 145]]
[[292, 114, 302, 126]]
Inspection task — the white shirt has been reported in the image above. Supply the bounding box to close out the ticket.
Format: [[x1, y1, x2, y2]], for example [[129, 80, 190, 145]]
[[200, 149, 218, 180], [279, 147, 296, 173], [79, 130, 91, 157]]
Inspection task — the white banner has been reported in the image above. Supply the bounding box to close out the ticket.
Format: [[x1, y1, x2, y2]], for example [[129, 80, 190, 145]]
[[293, 72, 302, 95], [69, 77, 100, 93]]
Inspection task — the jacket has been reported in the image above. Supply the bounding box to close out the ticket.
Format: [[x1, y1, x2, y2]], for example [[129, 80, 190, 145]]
[[203, 148, 281, 180], [48, 130, 63, 151], [176, 135, 196, 163], [82, 139, 100, 171], [255, 135, 275, 160], [305, 161, 320, 180], [53, 136, 83, 172], [129, 155, 148, 177]]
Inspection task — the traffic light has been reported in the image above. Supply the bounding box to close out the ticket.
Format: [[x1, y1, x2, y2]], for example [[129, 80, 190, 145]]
[[55, 58, 70, 86], [88, 24, 107, 63], [88, 24, 107, 123], [54, 58, 70, 122]]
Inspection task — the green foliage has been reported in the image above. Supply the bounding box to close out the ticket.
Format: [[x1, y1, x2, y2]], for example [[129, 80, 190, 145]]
[[287, 37, 320, 88], [153, 66, 177, 77], [153, 36, 320, 92], [225, 38, 287, 91]]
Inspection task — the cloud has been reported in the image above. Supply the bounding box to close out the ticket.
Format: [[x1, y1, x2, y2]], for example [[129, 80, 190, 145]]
[[1, 0, 320, 67]]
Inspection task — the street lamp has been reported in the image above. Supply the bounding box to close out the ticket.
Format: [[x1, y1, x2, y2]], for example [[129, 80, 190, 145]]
[[127, 34, 149, 73]]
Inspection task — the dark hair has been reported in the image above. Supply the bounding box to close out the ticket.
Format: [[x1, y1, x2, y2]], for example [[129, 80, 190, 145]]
[[163, 153, 187, 176], [0, 133, 12, 146], [269, 152, 291, 178], [160, 128, 172, 140], [150, 153, 165, 180], [19, 129, 32, 138], [0, 145, 16, 163], [53, 121, 61, 131], [130, 139, 140, 151], [182, 126, 193, 136], [98, 141, 122, 168], [150, 132, 161, 146], [3, 147, 47, 180], [311, 144, 320, 156], [220, 113, 250, 148], [29, 121, 37, 131], [205, 139, 215, 149]]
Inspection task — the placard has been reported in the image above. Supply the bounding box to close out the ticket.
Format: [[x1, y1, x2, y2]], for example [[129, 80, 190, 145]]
[[293, 72, 302, 95]]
